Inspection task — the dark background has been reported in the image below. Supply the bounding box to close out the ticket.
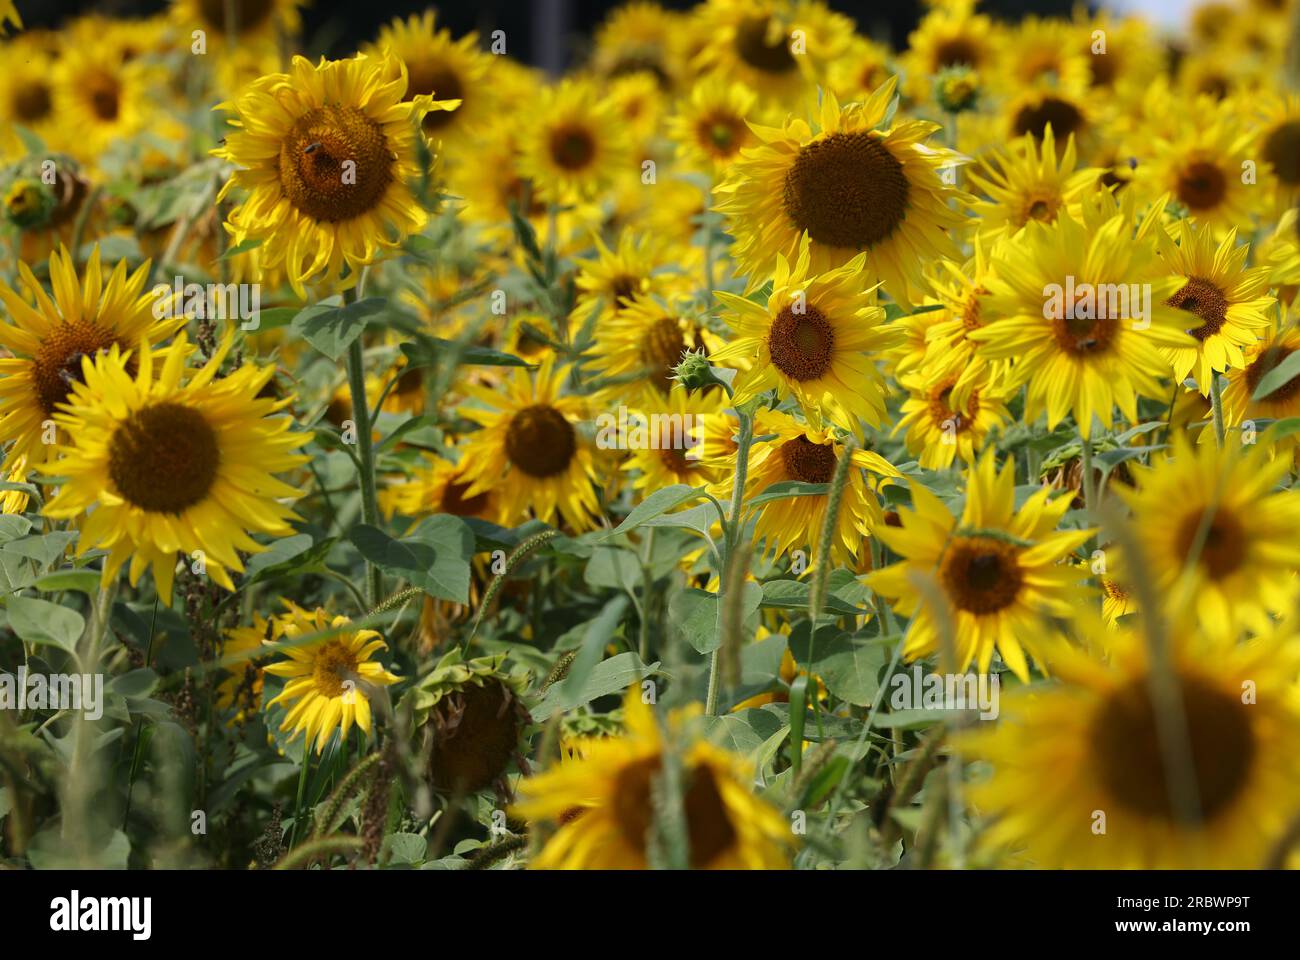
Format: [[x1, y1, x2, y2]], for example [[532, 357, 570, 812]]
[[13, 0, 1081, 68]]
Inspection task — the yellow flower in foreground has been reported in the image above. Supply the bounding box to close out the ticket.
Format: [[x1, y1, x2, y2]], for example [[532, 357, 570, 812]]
[[1, 0, 20, 33], [264, 601, 399, 754], [215, 53, 457, 296], [513, 688, 792, 869], [43, 332, 310, 603], [866, 453, 1093, 681], [964, 619, 1300, 868]]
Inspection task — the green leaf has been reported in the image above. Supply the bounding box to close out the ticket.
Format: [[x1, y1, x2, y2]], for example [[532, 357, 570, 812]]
[[601, 484, 706, 540], [788, 625, 885, 706], [584, 546, 641, 592], [533, 649, 657, 721], [109, 668, 159, 699], [669, 583, 762, 654], [0, 516, 33, 543], [34, 569, 102, 596], [293, 297, 387, 361], [556, 596, 629, 706], [1, 532, 77, 567], [760, 579, 863, 617], [6, 596, 85, 652], [400, 338, 531, 369], [1252, 350, 1300, 401], [349, 515, 475, 603], [745, 480, 827, 508], [383, 833, 428, 866], [243, 534, 314, 580]]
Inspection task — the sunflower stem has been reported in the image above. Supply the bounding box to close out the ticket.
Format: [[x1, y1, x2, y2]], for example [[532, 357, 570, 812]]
[[707, 408, 755, 715], [638, 527, 656, 662], [344, 323, 383, 608], [288, 740, 312, 849], [1209, 372, 1226, 447], [1079, 428, 1095, 519]]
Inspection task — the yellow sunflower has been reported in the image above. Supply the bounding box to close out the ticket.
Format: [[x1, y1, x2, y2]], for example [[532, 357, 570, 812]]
[[53, 44, 156, 163], [169, 0, 302, 48], [42, 332, 310, 604], [618, 383, 728, 494], [369, 10, 494, 153], [591, 1, 686, 89], [894, 374, 1009, 471], [719, 407, 899, 568], [715, 81, 968, 305], [826, 35, 895, 105], [964, 127, 1101, 239], [0, 245, 183, 468], [456, 355, 602, 532], [1256, 93, 1300, 212], [963, 619, 1300, 868], [710, 236, 899, 435], [513, 687, 792, 869], [902, 0, 999, 104], [570, 231, 688, 334], [1157, 219, 1275, 392], [969, 190, 1192, 439], [1, 0, 19, 33], [667, 77, 760, 178], [0, 37, 60, 159], [690, 0, 852, 102], [1222, 315, 1300, 427], [379, 450, 504, 526], [516, 78, 633, 205], [1116, 435, 1300, 639], [584, 293, 711, 408], [1131, 97, 1263, 232], [215, 53, 455, 297], [264, 601, 400, 755], [865, 453, 1093, 681], [995, 15, 1091, 93], [218, 613, 271, 723]]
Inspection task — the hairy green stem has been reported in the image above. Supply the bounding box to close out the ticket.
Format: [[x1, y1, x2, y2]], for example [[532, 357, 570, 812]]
[[344, 315, 383, 607]]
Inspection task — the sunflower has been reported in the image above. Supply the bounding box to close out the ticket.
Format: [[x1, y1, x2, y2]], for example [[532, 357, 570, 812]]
[[1, 454, 30, 515], [963, 619, 1300, 868], [690, 0, 851, 102], [0, 0, 19, 32], [456, 354, 602, 532], [53, 44, 156, 163], [218, 613, 272, 723], [826, 35, 895, 105], [0, 37, 60, 159], [369, 10, 494, 153], [721, 407, 899, 568], [913, 239, 1008, 408], [894, 374, 1008, 471], [379, 450, 504, 526], [995, 83, 1096, 157], [619, 383, 728, 494], [0, 245, 183, 468], [865, 453, 1093, 681], [964, 127, 1101, 239], [215, 53, 455, 297], [996, 16, 1091, 93], [401, 648, 531, 795], [516, 79, 633, 205], [715, 81, 968, 305], [585, 294, 712, 408], [902, 0, 999, 104], [169, 0, 301, 48], [1256, 94, 1300, 212], [710, 237, 899, 435], [667, 77, 760, 178], [1222, 316, 1300, 427], [1116, 435, 1300, 639], [513, 687, 792, 869], [1259, 207, 1300, 294], [570, 231, 688, 335], [42, 332, 310, 604], [1073, 11, 1165, 94], [1157, 220, 1275, 392], [264, 601, 400, 755], [1132, 98, 1263, 232], [591, 1, 685, 89], [969, 190, 1192, 439]]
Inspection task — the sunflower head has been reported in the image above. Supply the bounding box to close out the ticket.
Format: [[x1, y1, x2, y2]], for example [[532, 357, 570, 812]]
[[400, 648, 531, 796]]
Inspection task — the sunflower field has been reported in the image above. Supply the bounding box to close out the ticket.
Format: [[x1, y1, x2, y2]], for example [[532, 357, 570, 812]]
[[0, 0, 1298, 879]]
